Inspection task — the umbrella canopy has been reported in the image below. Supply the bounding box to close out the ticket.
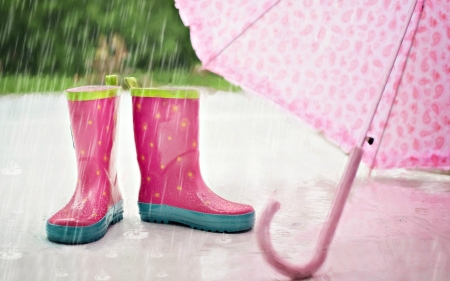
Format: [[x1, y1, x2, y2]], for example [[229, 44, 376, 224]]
[[176, 0, 449, 279], [176, 0, 450, 170]]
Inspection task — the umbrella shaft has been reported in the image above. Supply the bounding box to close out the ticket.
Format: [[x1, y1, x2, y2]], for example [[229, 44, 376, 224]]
[[357, 0, 423, 147], [317, 147, 363, 249]]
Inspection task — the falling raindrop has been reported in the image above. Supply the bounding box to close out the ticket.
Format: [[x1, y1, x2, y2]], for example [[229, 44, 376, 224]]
[[10, 208, 24, 215], [55, 267, 69, 278], [105, 249, 118, 258], [1, 161, 22, 175], [155, 269, 168, 278], [150, 248, 163, 258], [94, 269, 111, 281], [215, 234, 232, 244], [279, 231, 291, 238], [296, 179, 316, 187], [0, 243, 22, 260], [123, 225, 149, 239]]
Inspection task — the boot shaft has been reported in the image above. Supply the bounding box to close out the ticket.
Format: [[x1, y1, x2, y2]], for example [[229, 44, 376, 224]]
[[132, 95, 200, 173], [68, 96, 119, 177], [130, 87, 204, 205], [65, 85, 122, 205]]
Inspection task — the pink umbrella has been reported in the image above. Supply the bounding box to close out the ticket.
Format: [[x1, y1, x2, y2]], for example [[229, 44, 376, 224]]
[[175, 0, 450, 279]]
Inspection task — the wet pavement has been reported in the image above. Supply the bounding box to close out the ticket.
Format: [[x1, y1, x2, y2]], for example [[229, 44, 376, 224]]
[[0, 90, 449, 280]]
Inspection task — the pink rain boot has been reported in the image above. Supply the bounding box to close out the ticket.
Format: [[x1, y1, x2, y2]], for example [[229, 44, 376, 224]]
[[46, 76, 123, 244], [126, 77, 254, 233]]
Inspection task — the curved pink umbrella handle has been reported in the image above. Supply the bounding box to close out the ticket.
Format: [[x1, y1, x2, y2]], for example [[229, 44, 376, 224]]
[[256, 147, 363, 279]]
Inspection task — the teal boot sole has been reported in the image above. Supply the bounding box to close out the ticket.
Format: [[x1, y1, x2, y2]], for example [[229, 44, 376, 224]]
[[138, 203, 254, 233]]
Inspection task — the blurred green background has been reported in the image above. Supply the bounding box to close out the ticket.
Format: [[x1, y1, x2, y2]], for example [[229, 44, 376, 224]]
[[0, 0, 239, 94]]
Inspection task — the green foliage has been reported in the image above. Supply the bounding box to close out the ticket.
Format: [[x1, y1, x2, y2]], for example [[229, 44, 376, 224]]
[[0, 75, 80, 95], [0, 0, 199, 75], [0, 70, 240, 95]]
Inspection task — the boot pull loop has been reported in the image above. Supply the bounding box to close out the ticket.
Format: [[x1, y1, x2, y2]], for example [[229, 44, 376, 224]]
[[124, 77, 139, 89], [105, 75, 119, 86]]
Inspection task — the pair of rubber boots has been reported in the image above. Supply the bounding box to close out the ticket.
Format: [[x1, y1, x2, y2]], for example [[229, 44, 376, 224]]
[[46, 76, 255, 244]]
